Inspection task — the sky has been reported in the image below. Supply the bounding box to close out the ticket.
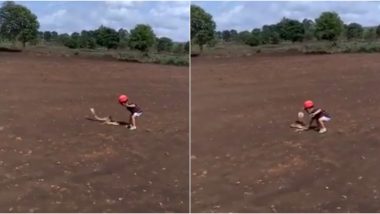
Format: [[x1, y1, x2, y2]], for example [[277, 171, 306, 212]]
[[193, 1, 380, 32], [12, 1, 189, 42]]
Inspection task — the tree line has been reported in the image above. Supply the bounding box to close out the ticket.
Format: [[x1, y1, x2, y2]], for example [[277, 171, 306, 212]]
[[0, 1, 188, 54], [191, 4, 380, 51]]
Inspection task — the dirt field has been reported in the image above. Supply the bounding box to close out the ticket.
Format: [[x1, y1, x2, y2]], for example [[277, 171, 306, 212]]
[[192, 53, 380, 212], [0, 52, 188, 212]]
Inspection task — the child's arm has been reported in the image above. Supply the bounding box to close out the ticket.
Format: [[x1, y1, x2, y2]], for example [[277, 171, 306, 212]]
[[310, 109, 321, 117], [125, 103, 136, 107]]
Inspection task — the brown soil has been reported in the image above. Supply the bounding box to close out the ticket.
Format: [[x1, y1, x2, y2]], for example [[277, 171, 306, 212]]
[[0, 52, 189, 212], [192, 53, 380, 212]]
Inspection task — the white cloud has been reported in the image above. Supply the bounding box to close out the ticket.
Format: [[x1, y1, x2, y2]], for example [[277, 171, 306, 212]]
[[196, 1, 380, 31], [22, 1, 189, 41], [39, 9, 67, 25]]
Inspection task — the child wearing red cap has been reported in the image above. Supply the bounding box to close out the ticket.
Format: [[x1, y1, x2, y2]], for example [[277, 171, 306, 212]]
[[303, 100, 331, 133], [118, 94, 142, 130]]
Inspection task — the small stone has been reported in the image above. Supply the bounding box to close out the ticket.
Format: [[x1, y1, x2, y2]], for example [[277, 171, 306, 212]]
[[16, 137, 22, 141], [358, 176, 363, 180], [325, 186, 330, 190]]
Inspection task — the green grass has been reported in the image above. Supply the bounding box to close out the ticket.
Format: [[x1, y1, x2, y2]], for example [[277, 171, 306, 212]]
[[192, 40, 380, 57], [0, 42, 189, 66], [117, 51, 189, 66]]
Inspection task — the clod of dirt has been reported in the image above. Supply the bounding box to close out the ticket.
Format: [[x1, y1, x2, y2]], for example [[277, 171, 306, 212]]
[[16, 137, 22, 141]]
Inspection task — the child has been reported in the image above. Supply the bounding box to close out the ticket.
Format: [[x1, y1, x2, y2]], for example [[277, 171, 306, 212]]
[[303, 100, 331, 134], [118, 94, 143, 130]]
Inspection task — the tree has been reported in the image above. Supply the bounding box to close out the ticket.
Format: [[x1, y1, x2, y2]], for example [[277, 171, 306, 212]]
[[261, 24, 280, 44], [51, 31, 58, 41], [215, 31, 222, 40], [156, 37, 173, 52], [302, 19, 315, 41], [345, 23, 363, 40], [376, 25, 380, 38], [191, 5, 216, 52], [118, 28, 129, 48], [222, 30, 231, 42], [277, 18, 304, 42], [314, 11, 344, 41], [364, 28, 376, 41], [238, 31, 251, 43], [173, 43, 185, 54], [0, 1, 40, 47], [230, 29, 238, 41], [95, 25, 119, 49], [128, 24, 156, 52], [246, 28, 261, 46], [184, 41, 189, 53], [43, 31, 52, 42]]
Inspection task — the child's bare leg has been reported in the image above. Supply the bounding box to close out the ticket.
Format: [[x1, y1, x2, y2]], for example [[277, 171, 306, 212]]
[[129, 115, 133, 126], [131, 115, 136, 127], [318, 118, 327, 133], [318, 119, 326, 129]]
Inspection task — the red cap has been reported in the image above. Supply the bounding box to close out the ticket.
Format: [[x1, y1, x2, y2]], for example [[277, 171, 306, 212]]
[[304, 100, 314, 109], [118, 94, 128, 104]]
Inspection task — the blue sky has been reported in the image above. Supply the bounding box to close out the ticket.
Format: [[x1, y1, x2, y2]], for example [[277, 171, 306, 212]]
[[12, 1, 189, 42], [193, 1, 380, 32]]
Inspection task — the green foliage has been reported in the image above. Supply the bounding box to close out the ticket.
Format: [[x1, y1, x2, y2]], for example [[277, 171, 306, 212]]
[[95, 26, 119, 49], [43, 31, 52, 42], [302, 19, 315, 41], [172, 43, 185, 54], [261, 25, 280, 44], [314, 11, 344, 41], [363, 28, 376, 41], [118, 28, 129, 49], [0, 1, 40, 47], [157, 37, 173, 52], [128, 24, 156, 52], [215, 31, 222, 40], [78, 30, 96, 49], [191, 5, 216, 51], [238, 31, 251, 43], [277, 18, 304, 42], [118, 52, 188, 66], [376, 25, 380, 38], [246, 28, 261, 46], [345, 23, 363, 40], [184, 41, 189, 53], [222, 30, 231, 42]]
